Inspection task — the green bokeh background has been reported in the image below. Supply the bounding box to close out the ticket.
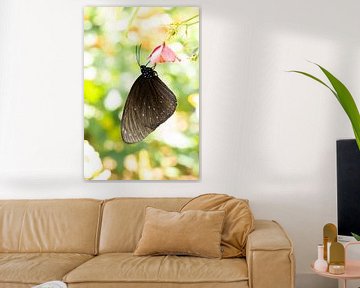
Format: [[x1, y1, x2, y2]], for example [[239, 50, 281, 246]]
[[84, 7, 200, 180]]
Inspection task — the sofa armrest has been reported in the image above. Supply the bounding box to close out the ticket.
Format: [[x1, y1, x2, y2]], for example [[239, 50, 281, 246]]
[[246, 220, 295, 288]]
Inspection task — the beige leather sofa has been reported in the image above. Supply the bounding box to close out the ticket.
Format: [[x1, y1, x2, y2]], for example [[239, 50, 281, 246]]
[[0, 198, 295, 288]]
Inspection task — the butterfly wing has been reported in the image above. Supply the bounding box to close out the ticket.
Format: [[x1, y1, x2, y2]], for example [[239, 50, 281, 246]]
[[121, 75, 177, 144], [121, 76, 153, 143], [142, 76, 177, 129]]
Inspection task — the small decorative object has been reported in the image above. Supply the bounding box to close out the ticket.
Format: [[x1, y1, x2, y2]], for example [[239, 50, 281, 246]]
[[326, 242, 332, 264], [314, 244, 328, 272], [323, 223, 337, 262], [328, 264, 345, 275], [290, 63, 360, 151], [32, 281, 67, 288], [329, 242, 345, 275]]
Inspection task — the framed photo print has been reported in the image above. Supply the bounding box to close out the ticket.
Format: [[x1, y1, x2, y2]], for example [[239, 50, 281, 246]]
[[84, 7, 200, 180]]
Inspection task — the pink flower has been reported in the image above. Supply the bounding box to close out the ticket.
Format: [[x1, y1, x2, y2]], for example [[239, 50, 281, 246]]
[[148, 42, 180, 64]]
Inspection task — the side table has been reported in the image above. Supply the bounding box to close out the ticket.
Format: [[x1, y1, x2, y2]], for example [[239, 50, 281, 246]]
[[311, 242, 360, 288]]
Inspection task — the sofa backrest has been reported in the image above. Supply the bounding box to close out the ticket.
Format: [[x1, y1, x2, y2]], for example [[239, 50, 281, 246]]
[[99, 197, 190, 253], [0, 199, 102, 254]]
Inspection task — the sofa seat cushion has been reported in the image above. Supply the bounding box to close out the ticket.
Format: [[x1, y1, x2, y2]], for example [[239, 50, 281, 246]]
[[64, 253, 248, 285], [0, 199, 103, 255], [0, 253, 93, 285]]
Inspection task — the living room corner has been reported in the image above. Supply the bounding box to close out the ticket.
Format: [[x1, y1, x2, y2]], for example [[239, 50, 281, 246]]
[[0, 0, 359, 288]]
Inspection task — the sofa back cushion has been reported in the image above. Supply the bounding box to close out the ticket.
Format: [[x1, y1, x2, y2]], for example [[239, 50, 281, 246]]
[[99, 198, 189, 253], [0, 199, 102, 254], [181, 194, 254, 258]]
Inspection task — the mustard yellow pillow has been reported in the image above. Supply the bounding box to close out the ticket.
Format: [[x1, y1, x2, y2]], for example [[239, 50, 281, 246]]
[[134, 207, 225, 258], [181, 194, 255, 258]]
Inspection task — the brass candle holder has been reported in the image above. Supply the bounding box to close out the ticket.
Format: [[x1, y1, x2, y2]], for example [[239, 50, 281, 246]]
[[323, 223, 345, 274], [328, 242, 345, 274], [323, 223, 337, 262]]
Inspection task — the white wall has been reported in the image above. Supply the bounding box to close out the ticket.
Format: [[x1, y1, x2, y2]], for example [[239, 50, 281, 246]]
[[1, 0, 359, 287]]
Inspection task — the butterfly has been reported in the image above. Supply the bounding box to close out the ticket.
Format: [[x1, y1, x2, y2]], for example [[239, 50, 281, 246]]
[[121, 45, 177, 144]]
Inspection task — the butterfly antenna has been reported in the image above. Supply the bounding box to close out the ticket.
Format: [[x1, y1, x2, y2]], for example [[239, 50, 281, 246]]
[[135, 45, 140, 67], [138, 44, 142, 66]]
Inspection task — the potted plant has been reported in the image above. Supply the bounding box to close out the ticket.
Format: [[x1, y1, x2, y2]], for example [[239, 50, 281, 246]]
[[290, 64, 360, 241]]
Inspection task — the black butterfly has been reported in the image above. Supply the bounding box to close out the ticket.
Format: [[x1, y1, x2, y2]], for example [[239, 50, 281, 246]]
[[121, 46, 177, 144]]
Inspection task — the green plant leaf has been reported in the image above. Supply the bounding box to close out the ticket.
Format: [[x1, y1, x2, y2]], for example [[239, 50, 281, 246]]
[[316, 64, 360, 149], [288, 70, 337, 98], [351, 232, 360, 241], [289, 64, 360, 150]]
